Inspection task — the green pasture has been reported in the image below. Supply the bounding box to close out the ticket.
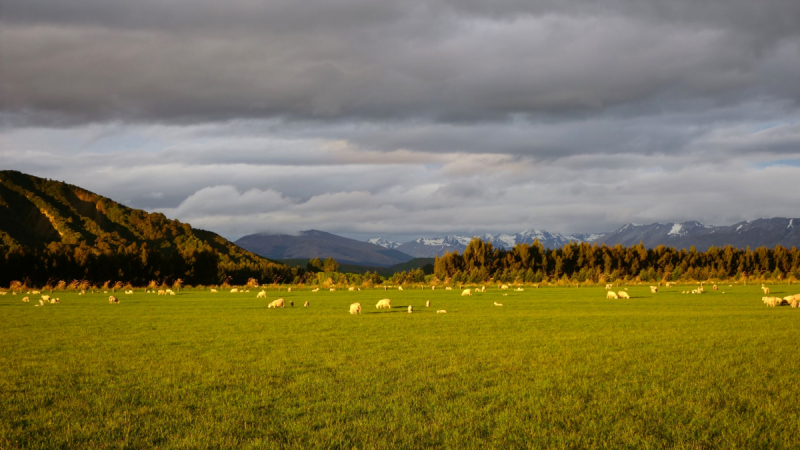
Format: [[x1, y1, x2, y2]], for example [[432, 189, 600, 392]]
[[1, 284, 798, 449]]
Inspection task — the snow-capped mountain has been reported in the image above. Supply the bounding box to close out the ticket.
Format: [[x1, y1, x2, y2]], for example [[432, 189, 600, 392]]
[[387, 230, 603, 258], [598, 218, 800, 250], [368, 237, 402, 250]]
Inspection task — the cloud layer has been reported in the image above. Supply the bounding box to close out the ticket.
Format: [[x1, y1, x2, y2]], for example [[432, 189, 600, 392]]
[[2, 0, 799, 241]]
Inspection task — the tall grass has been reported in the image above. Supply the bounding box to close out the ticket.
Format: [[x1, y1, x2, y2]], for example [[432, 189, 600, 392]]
[[2, 285, 798, 449]]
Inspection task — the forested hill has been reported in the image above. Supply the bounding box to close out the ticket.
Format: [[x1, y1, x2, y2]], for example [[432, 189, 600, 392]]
[[0, 170, 299, 286]]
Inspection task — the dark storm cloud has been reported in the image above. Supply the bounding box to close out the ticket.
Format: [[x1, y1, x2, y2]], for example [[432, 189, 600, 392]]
[[2, 0, 799, 126]]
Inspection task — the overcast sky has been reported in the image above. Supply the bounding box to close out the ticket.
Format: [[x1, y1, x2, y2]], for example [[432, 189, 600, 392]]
[[2, 0, 799, 242]]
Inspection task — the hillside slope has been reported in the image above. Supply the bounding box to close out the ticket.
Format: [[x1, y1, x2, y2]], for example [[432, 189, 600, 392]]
[[236, 230, 414, 267], [0, 170, 294, 285]]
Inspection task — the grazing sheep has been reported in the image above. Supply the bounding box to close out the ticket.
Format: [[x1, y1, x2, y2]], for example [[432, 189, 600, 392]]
[[257, 291, 267, 298], [125, 290, 133, 294], [51, 298, 59, 304], [376, 298, 392, 309], [618, 291, 630, 299], [350, 302, 362, 314], [158, 290, 166, 295], [461, 289, 472, 296], [494, 302, 503, 306], [109, 296, 119, 304], [330, 288, 336, 292], [230, 288, 239, 293], [481, 286, 486, 293], [791, 299, 798, 308], [515, 288, 524, 292], [426, 300, 430, 307], [312, 288, 319, 292], [650, 286, 658, 293], [287, 288, 292, 293], [304, 301, 309, 307], [437, 310, 447, 313], [445, 287, 452, 290], [169, 291, 176, 296], [32, 290, 40, 294], [500, 284, 509, 290], [349, 287, 355, 291], [39, 299, 44, 306], [22, 296, 29, 302], [399, 286, 404, 291], [432, 286, 436, 290], [267, 298, 285, 308], [713, 285, 718, 291], [607, 291, 619, 299], [210, 289, 218, 293], [408, 305, 413, 313], [762, 287, 770, 295], [605, 284, 613, 290], [41, 295, 50, 302]]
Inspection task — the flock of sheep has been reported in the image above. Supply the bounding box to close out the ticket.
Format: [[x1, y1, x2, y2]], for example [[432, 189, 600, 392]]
[[761, 285, 800, 307]]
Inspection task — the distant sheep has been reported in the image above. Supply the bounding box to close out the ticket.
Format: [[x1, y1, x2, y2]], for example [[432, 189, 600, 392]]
[[713, 285, 718, 291], [330, 288, 336, 292], [158, 290, 166, 295], [431, 286, 436, 290], [607, 291, 619, 299], [618, 291, 630, 299], [125, 290, 134, 294], [399, 286, 404, 291], [762, 287, 770, 295], [481, 286, 486, 293], [426, 300, 430, 307], [38, 299, 44, 306], [408, 305, 413, 313], [42, 295, 50, 302], [350, 302, 361, 314], [210, 289, 218, 293], [109, 296, 119, 304], [515, 288, 524, 292], [445, 287, 452, 291], [605, 284, 613, 290], [461, 289, 472, 296], [31, 290, 40, 294], [268, 298, 285, 308], [437, 310, 447, 313], [376, 298, 392, 309], [349, 287, 355, 291], [500, 284, 509, 290], [494, 302, 503, 306], [257, 291, 266, 298], [650, 286, 658, 293], [230, 288, 239, 293], [166, 289, 174, 295], [312, 288, 319, 292], [287, 288, 292, 293], [304, 301, 309, 307], [22, 296, 29, 302]]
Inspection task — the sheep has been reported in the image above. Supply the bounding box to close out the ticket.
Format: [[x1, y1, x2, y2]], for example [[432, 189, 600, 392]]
[[51, 298, 59, 304], [39, 299, 44, 306], [330, 288, 336, 292], [268, 298, 285, 308], [304, 301, 309, 307], [312, 288, 319, 292], [605, 284, 613, 290], [432, 286, 436, 290], [494, 302, 503, 306], [791, 298, 799, 308], [376, 298, 392, 309], [461, 289, 472, 296], [210, 289, 218, 293], [109, 296, 119, 304], [426, 300, 430, 307], [125, 290, 133, 294], [408, 305, 413, 313], [607, 291, 619, 299], [349, 287, 355, 291], [230, 288, 239, 293], [31, 290, 40, 294], [398, 286, 403, 291], [257, 291, 267, 298], [41, 295, 50, 302], [533, 284, 540, 289], [762, 287, 770, 295], [515, 288, 524, 292], [500, 284, 509, 290], [713, 285, 718, 291], [350, 302, 362, 314], [437, 310, 447, 313], [445, 287, 452, 290], [169, 291, 175, 296], [22, 296, 29, 302], [481, 286, 486, 293], [104, 291, 107, 294], [158, 290, 166, 295], [287, 288, 292, 293], [618, 291, 630, 299], [650, 286, 658, 293]]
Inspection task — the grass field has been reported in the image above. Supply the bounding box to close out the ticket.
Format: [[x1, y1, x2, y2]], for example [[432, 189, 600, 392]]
[[2, 284, 799, 449]]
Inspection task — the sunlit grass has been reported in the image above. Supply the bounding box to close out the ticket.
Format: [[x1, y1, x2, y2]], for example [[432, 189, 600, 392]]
[[1, 284, 798, 448]]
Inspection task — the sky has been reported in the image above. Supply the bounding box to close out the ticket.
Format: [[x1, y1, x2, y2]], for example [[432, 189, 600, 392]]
[[2, 0, 800, 243]]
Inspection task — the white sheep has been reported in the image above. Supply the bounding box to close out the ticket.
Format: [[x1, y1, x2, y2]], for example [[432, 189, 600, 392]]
[[500, 284, 509, 290], [41, 295, 50, 302], [349, 287, 355, 291], [109, 296, 119, 304], [22, 296, 30, 302], [437, 310, 447, 313], [304, 301, 309, 307], [210, 289, 218, 293], [445, 287, 452, 291], [312, 288, 319, 292], [257, 291, 267, 298], [607, 291, 619, 299], [230, 288, 239, 293], [408, 305, 413, 313], [605, 284, 613, 290], [287, 288, 292, 293], [650, 286, 658, 293], [461, 289, 472, 296], [762, 287, 770, 295], [494, 302, 503, 306], [268, 298, 285, 308], [350, 302, 361, 314], [376, 298, 392, 309], [158, 290, 166, 295], [618, 291, 630, 299], [515, 288, 524, 292], [399, 286, 404, 291], [330, 288, 336, 292], [426, 300, 430, 307], [31, 290, 40, 294]]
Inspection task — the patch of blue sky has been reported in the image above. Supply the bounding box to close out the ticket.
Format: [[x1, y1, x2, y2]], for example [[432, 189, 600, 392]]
[[753, 158, 800, 169]]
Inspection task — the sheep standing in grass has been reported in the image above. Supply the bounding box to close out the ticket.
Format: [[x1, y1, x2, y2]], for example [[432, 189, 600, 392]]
[[515, 288, 524, 292], [39, 299, 44, 306], [650, 286, 658, 293], [350, 302, 361, 314], [376, 299, 392, 309], [22, 296, 29, 302], [304, 301, 309, 307], [437, 310, 447, 314], [287, 288, 292, 293], [399, 286, 404, 291], [109, 296, 119, 304], [349, 287, 355, 291], [762, 287, 770, 295], [426, 300, 430, 307], [494, 302, 503, 306], [268, 298, 285, 308], [619, 291, 630, 299], [607, 291, 619, 299], [158, 290, 165, 295], [462, 289, 472, 296], [408, 305, 413, 313], [210, 289, 218, 293], [445, 287, 452, 291], [605, 284, 613, 290], [312, 288, 319, 292], [257, 291, 266, 298], [42, 295, 50, 302], [500, 284, 509, 290], [481, 286, 486, 293], [230, 288, 239, 293]]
